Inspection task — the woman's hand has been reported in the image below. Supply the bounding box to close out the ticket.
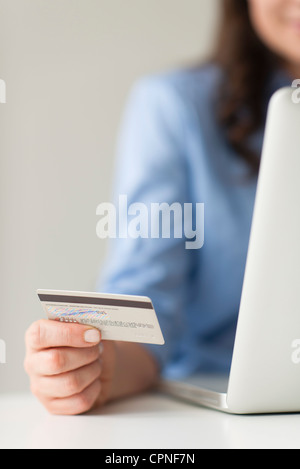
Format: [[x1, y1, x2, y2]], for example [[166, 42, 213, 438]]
[[24, 319, 117, 415], [24, 319, 159, 415]]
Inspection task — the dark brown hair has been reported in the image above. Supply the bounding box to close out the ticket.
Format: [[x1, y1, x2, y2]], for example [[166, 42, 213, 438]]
[[214, 0, 278, 173]]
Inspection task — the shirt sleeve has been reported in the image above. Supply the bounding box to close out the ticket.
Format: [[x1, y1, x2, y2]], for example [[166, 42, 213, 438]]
[[97, 76, 192, 372]]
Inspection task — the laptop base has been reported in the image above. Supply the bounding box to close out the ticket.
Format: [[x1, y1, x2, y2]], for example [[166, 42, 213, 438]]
[[158, 375, 231, 414]]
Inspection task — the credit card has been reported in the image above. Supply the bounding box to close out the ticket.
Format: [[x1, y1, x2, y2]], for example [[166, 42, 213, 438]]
[[37, 289, 165, 345]]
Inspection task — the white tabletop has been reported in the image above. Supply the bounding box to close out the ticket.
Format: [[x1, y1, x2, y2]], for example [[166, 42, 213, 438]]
[[1, 391, 300, 449]]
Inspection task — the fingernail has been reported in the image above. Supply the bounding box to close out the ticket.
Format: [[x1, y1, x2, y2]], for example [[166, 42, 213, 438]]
[[99, 342, 104, 355], [84, 329, 101, 344]]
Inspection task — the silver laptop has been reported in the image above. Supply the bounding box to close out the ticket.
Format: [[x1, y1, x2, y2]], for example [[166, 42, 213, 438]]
[[159, 87, 300, 414]]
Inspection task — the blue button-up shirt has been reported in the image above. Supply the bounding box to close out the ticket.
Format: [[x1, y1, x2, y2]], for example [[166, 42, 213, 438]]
[[97, 65, 290, 379]]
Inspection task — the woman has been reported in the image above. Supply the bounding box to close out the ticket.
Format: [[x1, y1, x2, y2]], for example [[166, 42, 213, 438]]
[[24, 0, 300, 415]]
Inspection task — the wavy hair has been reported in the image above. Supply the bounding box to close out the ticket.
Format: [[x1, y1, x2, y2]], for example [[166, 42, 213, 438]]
[[214, 0, 278, 173]]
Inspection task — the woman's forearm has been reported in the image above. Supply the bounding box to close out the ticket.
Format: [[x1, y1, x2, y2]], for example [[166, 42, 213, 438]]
[[110, 342, 160, 401]]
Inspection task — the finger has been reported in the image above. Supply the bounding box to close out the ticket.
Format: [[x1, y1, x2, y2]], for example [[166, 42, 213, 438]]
[[31, 360, 102, 399], [25, 320, 101, 351], [25, 344, 101, 376], [40, 379, 102, 416]]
